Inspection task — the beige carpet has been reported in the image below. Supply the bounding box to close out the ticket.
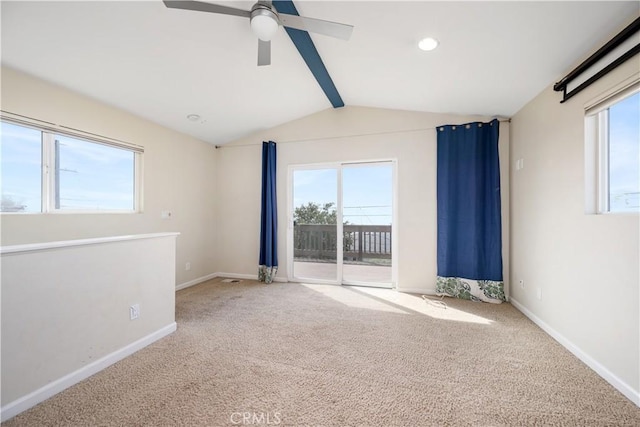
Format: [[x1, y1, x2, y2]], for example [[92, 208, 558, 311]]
[[3, 278, 639, 426]]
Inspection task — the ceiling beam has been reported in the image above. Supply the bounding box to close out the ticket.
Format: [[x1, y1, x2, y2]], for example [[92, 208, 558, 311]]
[[273, 1, 345, 108]]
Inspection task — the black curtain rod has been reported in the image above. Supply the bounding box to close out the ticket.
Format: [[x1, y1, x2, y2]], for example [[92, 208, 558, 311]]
[[561, 43, 640, 104], [553, 16, 640, 102]]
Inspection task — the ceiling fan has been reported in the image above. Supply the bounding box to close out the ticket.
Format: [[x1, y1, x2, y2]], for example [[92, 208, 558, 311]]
[[163, 1, 354, 66]]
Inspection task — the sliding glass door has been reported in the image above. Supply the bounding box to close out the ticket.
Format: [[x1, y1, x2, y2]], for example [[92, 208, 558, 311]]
[[289, 161, 395, 288]]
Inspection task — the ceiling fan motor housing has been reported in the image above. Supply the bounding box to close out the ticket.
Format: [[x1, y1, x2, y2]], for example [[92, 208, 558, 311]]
[[250, 3, 279, 41]]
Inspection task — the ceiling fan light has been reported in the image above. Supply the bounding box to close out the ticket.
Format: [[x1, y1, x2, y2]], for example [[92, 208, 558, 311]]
[[250, 13, 279, 41]]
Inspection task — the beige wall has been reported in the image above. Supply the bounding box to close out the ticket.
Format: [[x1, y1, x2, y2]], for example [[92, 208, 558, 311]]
[[0, 67, 218, 285], [1, 234, 177, 415], [510, 56, 639, 398], [216, 106, 510, 294]]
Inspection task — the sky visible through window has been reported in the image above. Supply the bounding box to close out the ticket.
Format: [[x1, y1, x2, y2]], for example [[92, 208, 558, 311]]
[[293, 164, 393, 225], [0, 122, 42, 212], [55, 134, 135, 210], [609, 91, 640, 212]]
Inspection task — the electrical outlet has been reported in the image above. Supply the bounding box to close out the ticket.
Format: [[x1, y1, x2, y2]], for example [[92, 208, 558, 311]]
[[536, 288, 542, 300], [161, 211, 172, 219], [519, 279, 524, 289], [130, 304, 140, 320], [185, 262, 191, 271]]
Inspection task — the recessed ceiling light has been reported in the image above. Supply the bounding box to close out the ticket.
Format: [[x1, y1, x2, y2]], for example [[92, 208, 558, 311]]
[[418, 37, 439, 51], [187, 114, 201, 122]]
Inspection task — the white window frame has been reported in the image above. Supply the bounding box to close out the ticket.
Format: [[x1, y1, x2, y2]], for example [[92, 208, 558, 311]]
[[1, 117, 144, 214], [584, 79, 639, 214]]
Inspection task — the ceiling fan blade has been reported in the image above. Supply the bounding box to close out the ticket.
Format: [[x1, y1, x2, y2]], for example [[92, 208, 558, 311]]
[[279, 14, 353, 40], [163, 1, 250, 18], [258, 39, 271, 66]]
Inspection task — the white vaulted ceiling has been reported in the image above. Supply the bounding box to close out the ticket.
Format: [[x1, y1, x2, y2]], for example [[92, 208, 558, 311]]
[[1, 1, 638, 145]]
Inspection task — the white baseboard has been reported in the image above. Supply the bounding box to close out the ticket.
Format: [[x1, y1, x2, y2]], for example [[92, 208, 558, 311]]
[[510, 298, 640, 407], [175, 273, 218, 291], [0, 322, 177, 422]]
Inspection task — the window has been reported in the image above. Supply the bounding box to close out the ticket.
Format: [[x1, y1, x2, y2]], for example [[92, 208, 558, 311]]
[[0, 119, 142, 213], [586, 85, 639, 214], [54, 134, 136, 210], [607, 92, 639, 213]]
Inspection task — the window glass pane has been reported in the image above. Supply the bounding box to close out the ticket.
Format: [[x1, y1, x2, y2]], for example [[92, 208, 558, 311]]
[[0, 122, 42, 212], [55, 135, 135, 210], [609, 92, 640, 212], [342, 163, 393, 284], [293, 169, 338, 282]]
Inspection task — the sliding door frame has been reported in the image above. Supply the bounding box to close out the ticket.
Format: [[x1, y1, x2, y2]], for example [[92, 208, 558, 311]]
[[287, 159, 398, 288]]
